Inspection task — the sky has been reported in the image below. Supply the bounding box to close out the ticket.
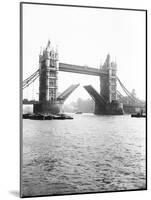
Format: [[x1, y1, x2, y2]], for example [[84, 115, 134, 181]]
[[22, 3, 146, 103]]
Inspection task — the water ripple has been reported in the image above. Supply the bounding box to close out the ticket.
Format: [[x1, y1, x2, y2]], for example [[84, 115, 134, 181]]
[[22, 114, 146, 197]]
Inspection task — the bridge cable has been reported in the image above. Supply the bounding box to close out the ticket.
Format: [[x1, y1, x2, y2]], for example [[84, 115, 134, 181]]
[[23, 69, 39, 84], [23, 73, 39, 89], [23, 72, 39, 88], [116, 76, 143, 105], [23, 70, 39, 88], [117, 90, 130, 104]]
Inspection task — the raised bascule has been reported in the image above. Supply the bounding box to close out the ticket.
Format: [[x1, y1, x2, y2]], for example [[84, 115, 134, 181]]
[[23, 41, 145, 115]]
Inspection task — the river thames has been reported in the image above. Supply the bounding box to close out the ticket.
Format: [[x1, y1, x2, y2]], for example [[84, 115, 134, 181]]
[[21, 114, 146, 197]]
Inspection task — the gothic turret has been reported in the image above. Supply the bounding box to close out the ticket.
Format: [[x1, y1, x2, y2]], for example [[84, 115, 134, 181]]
[[102, 53, 111, 70]]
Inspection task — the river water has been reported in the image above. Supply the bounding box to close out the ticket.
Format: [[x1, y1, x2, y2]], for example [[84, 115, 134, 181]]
[[21, 114, 146, 197]]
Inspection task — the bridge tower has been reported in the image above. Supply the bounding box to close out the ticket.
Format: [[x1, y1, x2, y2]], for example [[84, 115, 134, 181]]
[[100, 54, 117, 102], [33, 41, 60, 114], [97, 54, 124, 114]]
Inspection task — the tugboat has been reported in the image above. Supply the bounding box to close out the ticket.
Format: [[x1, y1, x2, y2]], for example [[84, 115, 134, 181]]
[[131, 110, 146, 118], [75, 111, 83, 114], [53, 113, 73, 120]]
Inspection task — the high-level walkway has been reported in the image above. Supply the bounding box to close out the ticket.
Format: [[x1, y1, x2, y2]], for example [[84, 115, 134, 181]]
[[59, 63, 107, 76]]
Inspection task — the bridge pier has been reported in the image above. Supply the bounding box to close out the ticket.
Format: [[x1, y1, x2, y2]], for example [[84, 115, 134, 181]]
[[94, 101, 124, 115], [33, 102, 60, 114], [105, 101, 124, 115], [94, 102, 106, 114]]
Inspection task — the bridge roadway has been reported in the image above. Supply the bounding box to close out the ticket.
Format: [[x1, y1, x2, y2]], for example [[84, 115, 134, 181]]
[[59, 63, 107, 76]]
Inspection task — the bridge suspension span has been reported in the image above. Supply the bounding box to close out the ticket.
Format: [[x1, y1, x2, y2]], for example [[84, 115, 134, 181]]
[[116, 76, 145, 106]]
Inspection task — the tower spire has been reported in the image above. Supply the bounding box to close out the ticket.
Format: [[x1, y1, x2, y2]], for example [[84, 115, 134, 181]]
[[46, 40, 51, 51], [102, 53, 111, 69], [106, 53, 111, 66]]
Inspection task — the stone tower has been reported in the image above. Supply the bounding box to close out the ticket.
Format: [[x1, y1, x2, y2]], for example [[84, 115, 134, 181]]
[[100, 54, 117, 103], [33, 41, 60, 114], [99, 54, 123, 114]]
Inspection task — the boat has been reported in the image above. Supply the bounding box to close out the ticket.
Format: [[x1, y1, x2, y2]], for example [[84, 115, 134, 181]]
[[75, 111, 83, 114], [131, 112, 146, 118], [53, 113, 73, 120]]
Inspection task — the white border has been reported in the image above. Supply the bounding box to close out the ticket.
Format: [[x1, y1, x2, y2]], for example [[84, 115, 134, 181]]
[[0, 0, 150, 199]]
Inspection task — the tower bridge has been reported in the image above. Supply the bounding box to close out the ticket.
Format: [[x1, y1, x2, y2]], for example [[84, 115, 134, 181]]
[[23, 41, 145, 115]]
